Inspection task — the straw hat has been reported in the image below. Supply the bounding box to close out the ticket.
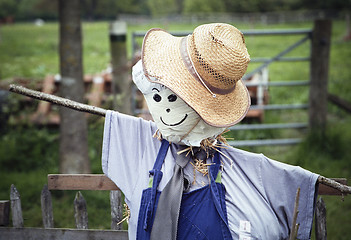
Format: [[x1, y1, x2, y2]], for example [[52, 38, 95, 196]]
[[141, 23, 251, 127]]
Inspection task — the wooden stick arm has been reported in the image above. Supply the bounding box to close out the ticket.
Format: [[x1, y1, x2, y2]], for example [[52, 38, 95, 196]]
[[318, 176, 350, 194], [8, 84, 107, 117], [7, 84, 351, 195]]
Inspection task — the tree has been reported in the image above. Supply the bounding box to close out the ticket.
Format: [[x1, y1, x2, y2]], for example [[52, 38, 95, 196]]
[[58, 0, 90, 173]]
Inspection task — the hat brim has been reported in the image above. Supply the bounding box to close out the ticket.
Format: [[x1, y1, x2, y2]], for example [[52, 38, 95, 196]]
[[141, 28, 251, 128]]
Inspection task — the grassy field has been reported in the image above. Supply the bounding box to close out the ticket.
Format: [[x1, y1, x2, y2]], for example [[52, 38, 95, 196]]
[[0, 20, 351, 238]]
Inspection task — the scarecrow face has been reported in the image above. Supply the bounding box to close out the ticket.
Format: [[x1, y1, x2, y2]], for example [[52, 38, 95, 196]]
[[132, 60, 225, 146], [143, 85, 225, 146], [144, 85, 201, 144]]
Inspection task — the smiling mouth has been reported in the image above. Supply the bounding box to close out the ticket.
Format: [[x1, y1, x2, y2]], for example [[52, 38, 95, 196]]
[[160, 114, 188, 126]]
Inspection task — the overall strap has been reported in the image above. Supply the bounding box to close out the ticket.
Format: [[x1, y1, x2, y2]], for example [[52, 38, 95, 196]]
[[152, 139, 170, 171], [144, 139, 170, 231], [148, 139, 169, 188], [209, 150, 232, 239]]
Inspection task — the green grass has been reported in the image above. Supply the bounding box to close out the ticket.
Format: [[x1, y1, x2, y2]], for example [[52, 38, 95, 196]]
[[0, 20, 351, 237]]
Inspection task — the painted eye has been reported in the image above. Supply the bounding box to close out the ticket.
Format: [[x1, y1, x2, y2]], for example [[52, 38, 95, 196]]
[[168, 94, 177, 102], [153, 93, 162, 102]]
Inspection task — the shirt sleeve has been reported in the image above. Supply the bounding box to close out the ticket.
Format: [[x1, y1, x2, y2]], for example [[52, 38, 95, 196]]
[[259, 155, 319, 240], [102, 110, 159, 199]]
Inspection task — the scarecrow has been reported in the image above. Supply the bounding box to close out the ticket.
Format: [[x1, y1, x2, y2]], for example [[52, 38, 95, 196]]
[[102, 23, 318, 240]]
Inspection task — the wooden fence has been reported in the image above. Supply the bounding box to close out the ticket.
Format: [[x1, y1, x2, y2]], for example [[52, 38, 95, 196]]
[[0, 176, 128, 240], [0, 174, 348, 240]]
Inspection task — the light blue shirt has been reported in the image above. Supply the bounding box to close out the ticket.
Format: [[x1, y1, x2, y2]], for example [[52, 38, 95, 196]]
[[102, 110, 319, 240]]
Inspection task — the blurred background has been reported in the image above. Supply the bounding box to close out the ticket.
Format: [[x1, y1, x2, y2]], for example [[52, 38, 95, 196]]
[[0, 0, 350, 239]]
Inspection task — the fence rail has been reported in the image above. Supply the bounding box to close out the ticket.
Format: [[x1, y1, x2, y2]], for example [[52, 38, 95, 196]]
[[230, 122, 308, 130], [250, 57, 310, 62], [0, 228, 128, 240], [228, 138, 303, 147], [244, 80, 310, 87]]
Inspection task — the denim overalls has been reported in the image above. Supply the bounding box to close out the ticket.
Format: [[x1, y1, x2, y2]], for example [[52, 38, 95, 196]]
[[136, 139, 233, 240]]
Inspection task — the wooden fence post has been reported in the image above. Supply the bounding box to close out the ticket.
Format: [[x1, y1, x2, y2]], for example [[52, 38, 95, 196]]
[[309, 19, 332, 132], [74, 191, 88, 229], [315, 197, 327, 240], [41, 185, 54, 228], [110, 190, 123, 230], [109, 21, 132, 114], [10, 184, 24, 228], [0, 200, 10, 226]]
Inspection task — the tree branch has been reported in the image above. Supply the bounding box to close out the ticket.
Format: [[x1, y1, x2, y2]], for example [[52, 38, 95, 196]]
[[318, 176, 351, 195], [6, 84, 351, 195], [9, 84, 106, 116], [289, 188, 300, 240]]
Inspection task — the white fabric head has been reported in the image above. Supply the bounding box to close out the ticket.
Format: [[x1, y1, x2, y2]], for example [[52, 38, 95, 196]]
[[132, 60, 225, 146]]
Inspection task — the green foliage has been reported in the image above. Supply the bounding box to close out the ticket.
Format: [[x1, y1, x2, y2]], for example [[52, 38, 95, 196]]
[[84, 0, 146, 18], [0, 126, 59, 172], [293, 127, 351, 170], [0, 23, 59, 79], [87, 119, 105, 173], [82, 22, 110, 74], [13, 0, 58, 21], [0, 22, 111, 79], [183, 0, 225, 13], [329, 26, 351, 103], [302, 0, 351, 11], [147, 0, 178, 17], [0, 0, 17, 18]]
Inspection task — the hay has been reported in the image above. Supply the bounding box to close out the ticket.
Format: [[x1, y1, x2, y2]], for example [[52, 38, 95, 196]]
[[117, 203, 131, 226], [154, 128, 233, 184]]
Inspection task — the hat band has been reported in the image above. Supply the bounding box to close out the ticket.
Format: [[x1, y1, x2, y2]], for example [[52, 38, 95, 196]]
[[180, 36, 235, 96]]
